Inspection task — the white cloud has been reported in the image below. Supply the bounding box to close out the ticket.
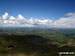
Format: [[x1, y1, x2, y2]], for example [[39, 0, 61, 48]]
[[9, 16, 16, 20], [53, 13, 75, 28], [2, 12, 8, 20], [17, 14, 26, 20], [0, 12, 75, 28], [65, 12, 75, 16]]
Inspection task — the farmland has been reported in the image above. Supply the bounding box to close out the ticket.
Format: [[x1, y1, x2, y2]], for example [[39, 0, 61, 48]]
[[0, 27, 75, 56]]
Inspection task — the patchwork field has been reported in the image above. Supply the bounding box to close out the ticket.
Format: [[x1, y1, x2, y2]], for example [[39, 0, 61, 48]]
[[0, 28, 75, 56]]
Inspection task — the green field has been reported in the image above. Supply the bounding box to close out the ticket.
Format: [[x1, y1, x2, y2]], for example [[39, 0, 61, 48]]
[[0, 28, 75, 56]]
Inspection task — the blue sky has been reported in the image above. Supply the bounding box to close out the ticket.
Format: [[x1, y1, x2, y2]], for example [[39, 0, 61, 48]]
[[0, 0, 75, 20], [0, 0, 75, 28]]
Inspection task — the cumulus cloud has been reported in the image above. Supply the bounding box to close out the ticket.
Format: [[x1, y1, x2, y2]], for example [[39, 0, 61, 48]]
[[2, 12, 8, 20], [53, 13, 75, 28], [0, 12, 75, 28], [9, 16, 15, 20], [65, 12, 75, 16], [17, 14, 25, 20]]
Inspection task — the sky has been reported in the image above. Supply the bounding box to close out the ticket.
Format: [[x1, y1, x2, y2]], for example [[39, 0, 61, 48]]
[[0, 0, 75, 28]]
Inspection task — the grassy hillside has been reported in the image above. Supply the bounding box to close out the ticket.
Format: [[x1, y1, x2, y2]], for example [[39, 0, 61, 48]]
[[0, 28, 75, 56]]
